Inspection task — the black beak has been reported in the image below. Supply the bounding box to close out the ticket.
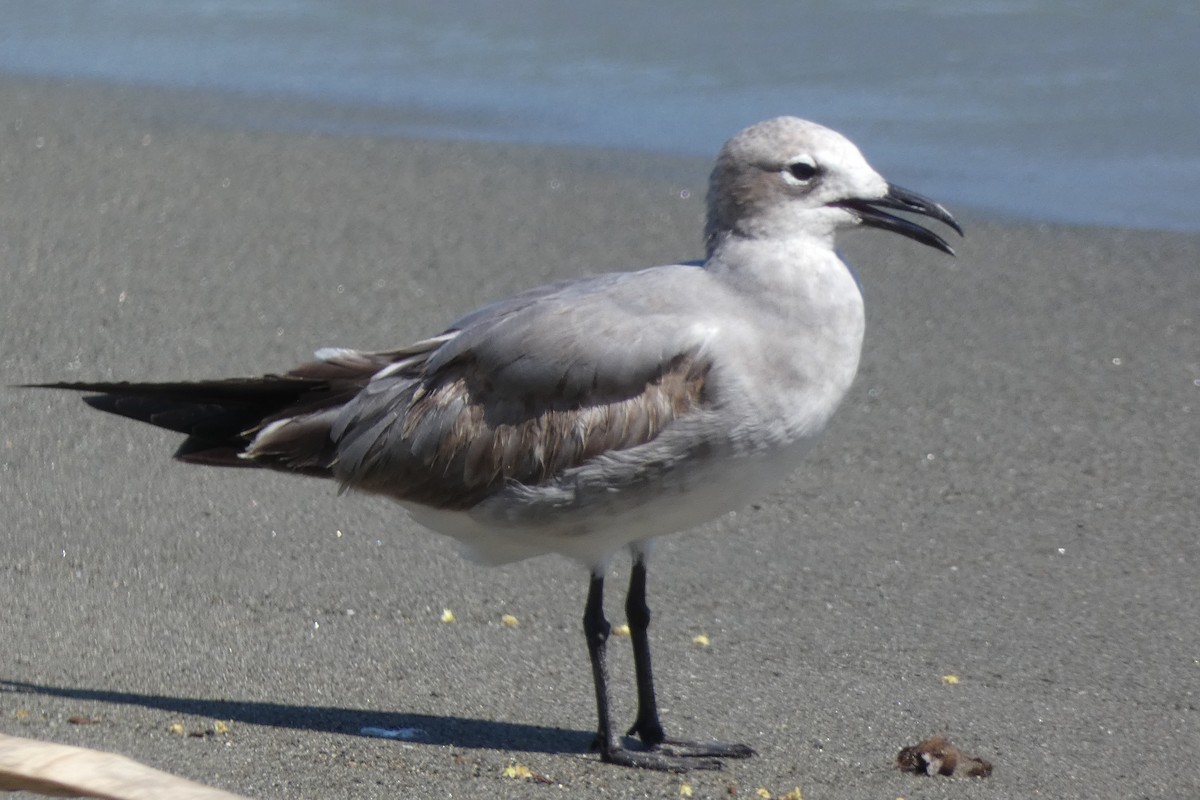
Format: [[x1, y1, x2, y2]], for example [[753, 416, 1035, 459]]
[[839, 183, 964, 256]]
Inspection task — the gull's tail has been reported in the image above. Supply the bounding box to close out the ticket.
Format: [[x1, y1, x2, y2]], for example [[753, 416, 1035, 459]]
[[28, 377, 347, 476], [25, 339, 449, 479]]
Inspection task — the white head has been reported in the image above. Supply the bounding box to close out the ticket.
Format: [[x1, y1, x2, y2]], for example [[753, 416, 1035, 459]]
[[704, 117, 961, 257]]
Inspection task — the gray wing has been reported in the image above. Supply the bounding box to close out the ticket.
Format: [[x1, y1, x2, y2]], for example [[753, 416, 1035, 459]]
[[321, 264, 723, 510]]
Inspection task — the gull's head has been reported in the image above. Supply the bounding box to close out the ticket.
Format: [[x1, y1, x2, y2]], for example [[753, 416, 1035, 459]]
[[705, 116, 962, 257]]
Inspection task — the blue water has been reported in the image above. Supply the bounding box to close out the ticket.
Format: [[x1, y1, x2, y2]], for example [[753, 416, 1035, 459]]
[[3, 1, 1198, 231]]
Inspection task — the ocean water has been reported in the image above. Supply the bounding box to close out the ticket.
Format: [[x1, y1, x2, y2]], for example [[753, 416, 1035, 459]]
[[2, 0, 1197, 231]]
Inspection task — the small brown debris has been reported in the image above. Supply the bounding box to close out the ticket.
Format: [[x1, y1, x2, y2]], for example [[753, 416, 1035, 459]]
[[897, 735, 992, 778], [68, 715, 101, 725]]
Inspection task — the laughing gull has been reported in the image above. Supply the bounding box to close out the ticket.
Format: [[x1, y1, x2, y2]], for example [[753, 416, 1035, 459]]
[[34, 117, 961, 771]]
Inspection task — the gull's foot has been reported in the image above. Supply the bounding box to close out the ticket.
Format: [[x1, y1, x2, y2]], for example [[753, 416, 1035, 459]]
[[653, 738, 756, 760], [625, 717, 755, 762], [600, 744, 726, 772], [596, 736, 754, 771]]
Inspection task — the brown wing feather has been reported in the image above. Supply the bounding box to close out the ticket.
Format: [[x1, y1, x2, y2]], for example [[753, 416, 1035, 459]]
[[339, 352, 710, 510]]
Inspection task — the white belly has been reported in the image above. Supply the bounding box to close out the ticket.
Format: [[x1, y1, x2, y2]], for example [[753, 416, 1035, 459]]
[[397, 434, 818, 568]]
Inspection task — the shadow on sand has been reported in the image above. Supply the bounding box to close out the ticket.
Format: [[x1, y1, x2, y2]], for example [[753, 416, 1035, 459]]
[[1, 679, 593, 756]]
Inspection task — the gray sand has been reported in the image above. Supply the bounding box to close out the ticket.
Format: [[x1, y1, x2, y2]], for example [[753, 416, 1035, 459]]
[[2, 77, 1197, 799]]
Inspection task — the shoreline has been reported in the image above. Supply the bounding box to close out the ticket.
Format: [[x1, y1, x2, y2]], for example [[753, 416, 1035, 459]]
[[5, 71, 1195, 235], [2, 75, 1197, 799]]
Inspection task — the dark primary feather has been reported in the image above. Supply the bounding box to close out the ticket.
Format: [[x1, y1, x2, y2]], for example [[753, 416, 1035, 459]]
[[30, 376, 355, 474], [33, 379, 320, 434]]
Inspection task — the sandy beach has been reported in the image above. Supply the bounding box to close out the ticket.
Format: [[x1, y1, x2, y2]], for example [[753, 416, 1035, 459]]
[[1, 77, 1197, 798]]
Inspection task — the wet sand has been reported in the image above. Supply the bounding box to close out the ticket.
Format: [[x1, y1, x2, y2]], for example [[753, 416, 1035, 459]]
[[2, 77, 1197, 798]]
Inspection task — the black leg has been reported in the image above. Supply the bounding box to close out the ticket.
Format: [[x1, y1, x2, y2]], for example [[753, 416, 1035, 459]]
[[584, 571, 619, 756], [625, 556, 666, 745], [621, 553, 756, 762], [583, 569, 725, 771]]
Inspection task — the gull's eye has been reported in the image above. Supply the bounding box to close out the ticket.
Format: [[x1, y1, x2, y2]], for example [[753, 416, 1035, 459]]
[[787, 161, 817, 181], [782, 158, 818, 185]]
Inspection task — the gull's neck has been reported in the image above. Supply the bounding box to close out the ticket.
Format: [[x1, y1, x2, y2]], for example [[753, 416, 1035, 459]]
[[704, 228, 847, 289], [703, 228, 865, 353]]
